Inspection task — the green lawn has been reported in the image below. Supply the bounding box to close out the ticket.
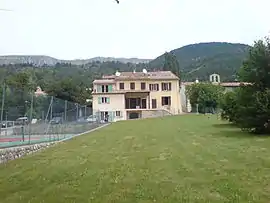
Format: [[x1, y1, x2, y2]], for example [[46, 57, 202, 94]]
[[1, 115, 270, 203]]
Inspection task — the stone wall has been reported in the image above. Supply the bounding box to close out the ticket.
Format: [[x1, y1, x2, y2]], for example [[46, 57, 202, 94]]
[[0, 142, 55, 164]]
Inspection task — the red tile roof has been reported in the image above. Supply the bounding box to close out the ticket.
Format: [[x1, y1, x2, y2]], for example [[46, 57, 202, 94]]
[[182, 82, 251, 87], [102, 71, 179, 80]]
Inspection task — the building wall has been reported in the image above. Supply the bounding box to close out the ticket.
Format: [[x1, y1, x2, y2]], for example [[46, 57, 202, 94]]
[[92, 93, 127, 121], [114, 79, 182, 114], [92, 79, 182, 121]]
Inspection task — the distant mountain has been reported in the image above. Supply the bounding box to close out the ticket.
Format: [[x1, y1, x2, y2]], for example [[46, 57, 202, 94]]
[[0, 55, 151, 66], [149, 42, 251, 82]]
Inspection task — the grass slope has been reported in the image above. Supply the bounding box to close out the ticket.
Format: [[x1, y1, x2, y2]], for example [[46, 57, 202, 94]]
[[1, 115, 270, 203]]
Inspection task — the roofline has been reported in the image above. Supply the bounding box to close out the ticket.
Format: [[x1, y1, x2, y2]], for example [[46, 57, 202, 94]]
[[98, 78, 179, 81]]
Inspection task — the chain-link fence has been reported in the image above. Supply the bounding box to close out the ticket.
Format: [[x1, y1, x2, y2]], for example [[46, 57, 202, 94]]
[[0, 86, 103, 148]]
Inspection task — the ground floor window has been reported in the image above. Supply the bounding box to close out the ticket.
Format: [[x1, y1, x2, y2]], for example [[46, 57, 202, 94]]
[[161, 96, 171, 106], [116, 111, 121, 117], [100, 111, 109, 122], [152, 99, 157, 109]]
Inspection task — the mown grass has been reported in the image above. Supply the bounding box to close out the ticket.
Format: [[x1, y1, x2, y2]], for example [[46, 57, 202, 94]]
[[1, 115, 270, 203]]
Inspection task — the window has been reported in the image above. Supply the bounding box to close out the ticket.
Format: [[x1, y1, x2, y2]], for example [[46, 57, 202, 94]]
[[149, 84, 159, 91], [119, 83, 124, 90], [116, 111, 121, 117], [99, 97, 110, 104], [161, 83, 172, 91], [100, 85, 112, 93], [130, 82, 135, 90], [152, 99, 157, 109], [141, 82, 146, 90], [161, 96, 171, 106]]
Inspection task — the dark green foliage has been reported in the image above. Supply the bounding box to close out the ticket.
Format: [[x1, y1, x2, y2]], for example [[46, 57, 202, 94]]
[[150, 42, 250, 81], [162, 52, 180, 81], [45, 78, 91, 104], [220, 90, 239, 122], [221, 39, 270, 134], [186, 83, 224, 113]]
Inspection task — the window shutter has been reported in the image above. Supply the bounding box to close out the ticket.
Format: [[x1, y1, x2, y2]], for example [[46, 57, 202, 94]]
[[108, 85, 113, 92], [97, 85, 102, 93], [109, 111, 113, 122], [157, 84, 159, 91], [98, 97, 102, 104], [107, 97, 110, 104]]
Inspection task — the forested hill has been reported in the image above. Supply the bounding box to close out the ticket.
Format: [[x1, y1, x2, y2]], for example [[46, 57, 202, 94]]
[[0, 42, 251, 83], [150, 42, 250, 82]]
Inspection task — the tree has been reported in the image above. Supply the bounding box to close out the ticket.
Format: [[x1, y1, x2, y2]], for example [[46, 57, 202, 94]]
[[186, 83, 224, 113], [220, 90, 239, 122], [45, 78, 91, 105], [221, 39, 270, 134], [163, 52, 181, 83]]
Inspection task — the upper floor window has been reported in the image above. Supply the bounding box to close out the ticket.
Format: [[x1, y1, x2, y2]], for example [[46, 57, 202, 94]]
[[130, 82, 135, 90], [98, 85, 112, 93], [161, 83, 172, 91], [149, 84, 159, 91], [98, 97, 110, 104], [119, 83, 124, 90], [141, 82, 146, 90]]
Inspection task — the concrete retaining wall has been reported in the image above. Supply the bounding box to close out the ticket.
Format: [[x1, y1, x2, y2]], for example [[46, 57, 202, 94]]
[[0, 142, 55, 164]]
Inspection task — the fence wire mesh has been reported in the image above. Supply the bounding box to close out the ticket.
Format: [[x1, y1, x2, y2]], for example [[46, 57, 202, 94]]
[[0, 86, 102, 148]]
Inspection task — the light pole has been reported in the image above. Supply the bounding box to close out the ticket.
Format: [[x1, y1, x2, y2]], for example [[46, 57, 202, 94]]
[[195, 78, 199, 114]]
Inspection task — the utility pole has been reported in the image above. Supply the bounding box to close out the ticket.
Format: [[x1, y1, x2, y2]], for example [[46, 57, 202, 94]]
[[50, 96, 53, 120], [28, 92, 34, 143], [64, 100, 67, 121], [0, 83, 6, 135], [76, 103, 79, 120]]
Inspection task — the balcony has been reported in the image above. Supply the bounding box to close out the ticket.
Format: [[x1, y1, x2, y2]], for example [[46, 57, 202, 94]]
[[125, 98, 149, 110]]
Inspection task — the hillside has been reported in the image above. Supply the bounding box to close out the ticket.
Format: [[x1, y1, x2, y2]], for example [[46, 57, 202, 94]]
[[0, 42, 251, 82], [150, 42, 250, 82], [0, 55, 151, 66]]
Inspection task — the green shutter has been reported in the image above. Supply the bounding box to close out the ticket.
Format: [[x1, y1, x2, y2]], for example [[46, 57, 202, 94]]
[[98, 97, 102, 104], [109, 111, 114, 122], [107, 97, 110, 104], [97, 85, 102, 93], [108, 85, 113, 92]]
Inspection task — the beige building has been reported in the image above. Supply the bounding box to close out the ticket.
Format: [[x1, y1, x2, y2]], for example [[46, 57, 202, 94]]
[[92, 70, 182, 122]]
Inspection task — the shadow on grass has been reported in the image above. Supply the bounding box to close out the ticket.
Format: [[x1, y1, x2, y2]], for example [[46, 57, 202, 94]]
[[215, 130, 254, 139], [212, 124, 257, 139], [213, 123, 270, 138], [212, 123, 237, 129]]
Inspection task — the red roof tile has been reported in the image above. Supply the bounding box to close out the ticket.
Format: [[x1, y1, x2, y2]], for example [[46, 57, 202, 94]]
[[102, 71, 179, 80]]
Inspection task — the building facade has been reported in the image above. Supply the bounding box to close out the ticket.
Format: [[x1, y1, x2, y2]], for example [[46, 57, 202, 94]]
[[181, 74, 249, 113], [92, 70, 182, 122]]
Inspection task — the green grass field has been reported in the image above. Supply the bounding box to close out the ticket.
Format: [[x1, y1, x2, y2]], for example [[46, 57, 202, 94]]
[[1, 115, 270, 203]]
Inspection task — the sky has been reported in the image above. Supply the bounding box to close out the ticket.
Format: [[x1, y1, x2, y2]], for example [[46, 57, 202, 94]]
[[0, 0, 270, 60]]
